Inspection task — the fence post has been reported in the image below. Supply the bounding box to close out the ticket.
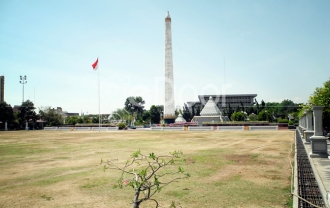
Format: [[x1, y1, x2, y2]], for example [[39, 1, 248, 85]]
[[304, 110, 313, 143], [310, 106, 328, 157]]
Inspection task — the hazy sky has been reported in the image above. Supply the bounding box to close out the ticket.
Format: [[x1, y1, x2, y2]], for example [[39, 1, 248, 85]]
[[1, 0, 329, 114]]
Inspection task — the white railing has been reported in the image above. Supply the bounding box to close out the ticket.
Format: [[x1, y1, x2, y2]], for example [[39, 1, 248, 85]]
[[162, 127, 184, 131], [217, 126, 244, 131], [74, 127, 91, 131], [249, 126, 278, 130], [58, 127, 73, 131], [150, 127, 164, 131], [188, 126, 213, 131], [44, 127, 58, 130], [108, 127, 119, 131], [92, 127, 109, 131]]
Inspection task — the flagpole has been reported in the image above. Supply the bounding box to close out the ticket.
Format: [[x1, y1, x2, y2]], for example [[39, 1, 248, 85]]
[[98, 57, 101, 132]]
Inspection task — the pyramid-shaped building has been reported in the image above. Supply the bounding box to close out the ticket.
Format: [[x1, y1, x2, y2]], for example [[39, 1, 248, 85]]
[[192, 96, 229, 126], [175, 113, 186, 123], [200, 96, 222, 116]]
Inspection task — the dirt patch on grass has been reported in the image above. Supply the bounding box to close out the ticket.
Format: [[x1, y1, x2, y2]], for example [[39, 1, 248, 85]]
[[225, 154, 256, 164]]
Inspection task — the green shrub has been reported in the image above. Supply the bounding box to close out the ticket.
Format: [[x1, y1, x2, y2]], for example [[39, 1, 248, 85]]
[[278, 119, 289, 123], [248, 113, 258, 121], [117, 123, 126, 130], [288, 120, 294, 125], [231, 112, 246, 121], [258, 110, 274, 122]]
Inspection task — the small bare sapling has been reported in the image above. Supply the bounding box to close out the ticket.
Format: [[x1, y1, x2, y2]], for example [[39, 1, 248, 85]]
[[101, 150, 190, 208]]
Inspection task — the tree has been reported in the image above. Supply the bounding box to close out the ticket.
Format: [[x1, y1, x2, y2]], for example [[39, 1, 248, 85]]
[[279, 99, 298, 117], [149, 105, 163, 124], [258, 109, 273, 122], [191, 106, 196, 118], [91, 115, 100, 123], [101, 150, 190, 208], [248, 113, 258, 121], [182, 103, 192, 122], [227, 103, 234, 119], [235, 105, 240, 113], [261, 100, 266, 111], [66, 116, 79, 125], [309, 78, 330, 106], [254, 99, 260, 114], [77, 115, 87, 124], [246, 105, 255, 115], [0, 101, 14, 128], [18, 100, 38, 127], [174, 106, 181, 116], [125, 96, 145, 120], [142, 110, 151, 124], [192, 103, 201, 116], [297, 103, 312, 119], [266, 102, 280, 116], [110, 108, 130, 123], [30, 110, 39, 129], [309, 78, 330, 129], [39, 106, 63, 126], [230, 111, 246, 121], [240, 101, 245, 112]]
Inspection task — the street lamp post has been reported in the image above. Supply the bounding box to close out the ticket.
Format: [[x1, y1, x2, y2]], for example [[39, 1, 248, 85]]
[[19, 75, 27, 103], [20, 76, 28, 130]]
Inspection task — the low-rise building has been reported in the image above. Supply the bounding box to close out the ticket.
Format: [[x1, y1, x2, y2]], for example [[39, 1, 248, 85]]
[[187, 94, 257, 113]]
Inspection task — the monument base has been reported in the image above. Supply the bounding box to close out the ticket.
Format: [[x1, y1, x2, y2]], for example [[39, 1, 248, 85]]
[[310, 135, 328, 156], [309, 152, 329, 158], [301, 129, 306, 139], [304, 130, 314, 144], [164, 118, 175, 124], [164, 115, 176, 124]]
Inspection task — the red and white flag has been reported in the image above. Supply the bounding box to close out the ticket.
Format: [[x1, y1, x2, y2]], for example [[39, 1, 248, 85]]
[[92, 58, 98, 70]]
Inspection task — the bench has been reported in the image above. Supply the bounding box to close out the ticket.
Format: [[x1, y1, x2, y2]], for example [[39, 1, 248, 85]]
[[217, 126, 244, 131], [249, 126, 278, 131], [188, 126, 213, 131]]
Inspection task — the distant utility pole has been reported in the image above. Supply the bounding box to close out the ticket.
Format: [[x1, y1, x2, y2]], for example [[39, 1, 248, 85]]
[[19, 75, 27, 103]]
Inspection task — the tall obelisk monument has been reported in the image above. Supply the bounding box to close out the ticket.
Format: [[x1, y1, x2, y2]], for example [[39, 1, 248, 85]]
[[164, 11, 175, 124]]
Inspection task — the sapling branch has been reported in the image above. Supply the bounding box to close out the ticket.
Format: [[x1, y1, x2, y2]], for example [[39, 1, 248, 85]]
[[101, 150, 190, 208]]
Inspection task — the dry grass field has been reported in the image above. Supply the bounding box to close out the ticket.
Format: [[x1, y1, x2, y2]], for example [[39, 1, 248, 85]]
[[0, 130, 294, 208]]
